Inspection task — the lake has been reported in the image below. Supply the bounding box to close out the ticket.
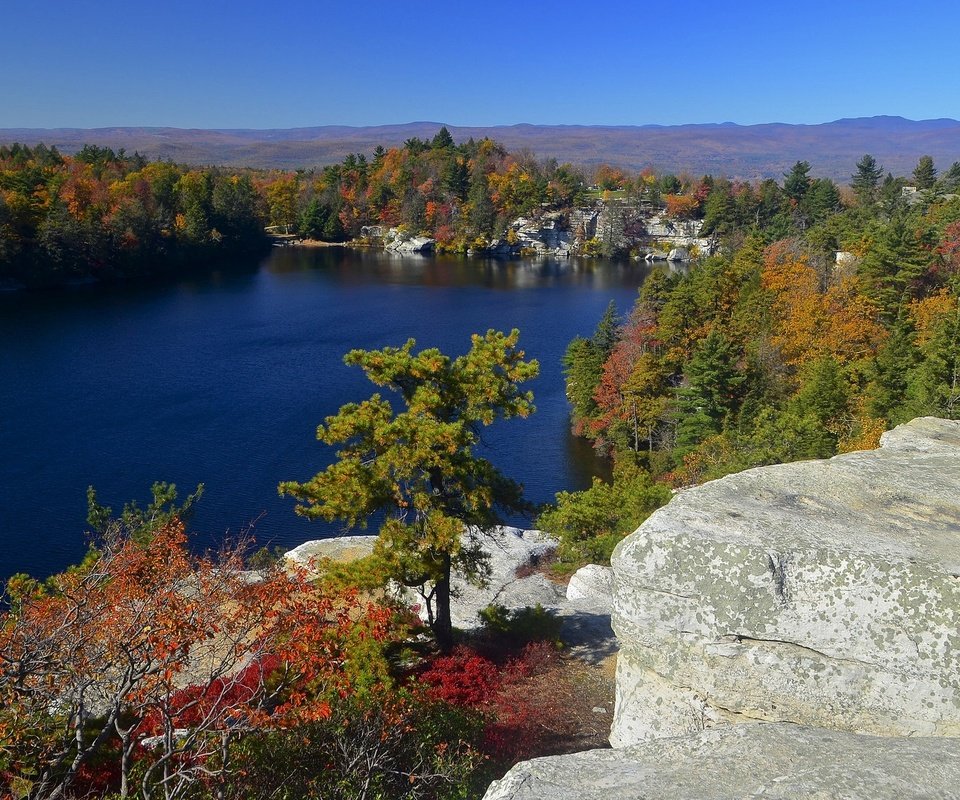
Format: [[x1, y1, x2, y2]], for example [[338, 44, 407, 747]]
[[0, 247, 654, 583]]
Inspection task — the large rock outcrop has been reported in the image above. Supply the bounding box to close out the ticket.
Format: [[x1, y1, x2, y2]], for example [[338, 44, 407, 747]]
[[285, 529, 618, 662], [611, 416, 960, 745], [482, 417, 960, 799]]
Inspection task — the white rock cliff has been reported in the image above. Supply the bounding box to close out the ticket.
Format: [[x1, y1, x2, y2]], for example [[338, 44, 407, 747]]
[[484, 417, 960, 799]]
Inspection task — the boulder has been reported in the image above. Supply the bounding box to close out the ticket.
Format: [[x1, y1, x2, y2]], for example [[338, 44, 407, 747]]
[[284, 535, 376, 571], [389, 235, 435, 253], [284, 528, 563, 629], [450, 527, 563, 629], [482, 723, 960, 800], [610, 417, 960, 746], [566, 564, 613, 606], [666, 246, 690, 261], [555, 564, 618, 664]]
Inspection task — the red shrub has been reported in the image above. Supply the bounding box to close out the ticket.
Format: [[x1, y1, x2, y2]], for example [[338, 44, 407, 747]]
[[419, 645, 501, 707]]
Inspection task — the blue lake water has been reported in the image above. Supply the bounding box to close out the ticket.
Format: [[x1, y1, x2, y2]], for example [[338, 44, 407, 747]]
[[0, 247, 652, 583]]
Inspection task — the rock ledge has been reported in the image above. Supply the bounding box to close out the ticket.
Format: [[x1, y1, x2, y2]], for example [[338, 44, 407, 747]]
[[611, 417, 960, 745], [483, 723, 960, 799]]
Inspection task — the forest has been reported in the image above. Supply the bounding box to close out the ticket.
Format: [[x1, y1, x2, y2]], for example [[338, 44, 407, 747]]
[[542, 153, 960, 567], [0, 144, 271, 287], [2, 131, 960, 798]]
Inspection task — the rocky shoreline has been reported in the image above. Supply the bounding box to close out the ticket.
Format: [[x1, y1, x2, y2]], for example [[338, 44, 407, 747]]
[[351, 200, 717, 261]]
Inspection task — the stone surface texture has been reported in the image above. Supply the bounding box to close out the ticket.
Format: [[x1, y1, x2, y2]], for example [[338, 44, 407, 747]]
[[566, 564, 613, 606], [284, 535, 376, 568], [610, 416, 960, 746], [448, 527, 563, 629], [482, 723, 960, 800]]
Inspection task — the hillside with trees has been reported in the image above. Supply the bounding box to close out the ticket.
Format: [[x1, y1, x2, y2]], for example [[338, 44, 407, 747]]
[[0, 143, 268, 288], [4, 116, 960, 179], [540, 153, 960, 569]]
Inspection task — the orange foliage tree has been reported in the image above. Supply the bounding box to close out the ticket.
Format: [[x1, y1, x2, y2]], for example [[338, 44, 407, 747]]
[[0, 520, 397, 800], [663, 193, 700, 220], [762, 240, 886, 369]]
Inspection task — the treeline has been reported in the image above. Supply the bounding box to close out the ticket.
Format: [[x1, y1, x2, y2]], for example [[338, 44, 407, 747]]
[[10, 129, 960, 288], [0, 143, 268, 287], [541, 154, 960, 566], [269, 126, 587, 247], [261, 136, 960, 260], [0, 131, 591, 286]]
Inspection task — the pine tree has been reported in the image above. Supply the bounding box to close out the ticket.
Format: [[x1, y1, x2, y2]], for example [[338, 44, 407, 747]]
[[913, 155, 937, 190], [857, 215, 932, 317], [791, 356, 849, 434], [939, 161, 960, 193], [431, 126, 455, 150], [783, 161, 812, 204], [904, 305, 960, 418], [866, 321, 918, 422], [280, 331, 538, 651], [675, 330, 745, 450], [562, 301, 619, 434], [852, 154, 884, 205]]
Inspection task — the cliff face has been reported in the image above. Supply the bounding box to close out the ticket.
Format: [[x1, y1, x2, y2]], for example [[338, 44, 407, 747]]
[[484, 417, 960, 799], [611, 416, 960, 744]]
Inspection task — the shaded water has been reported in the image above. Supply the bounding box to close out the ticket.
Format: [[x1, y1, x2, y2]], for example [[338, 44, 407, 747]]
[[0, 248, 652, 582]]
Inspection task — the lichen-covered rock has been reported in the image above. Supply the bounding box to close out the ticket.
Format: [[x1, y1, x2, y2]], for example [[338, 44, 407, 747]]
[[566, 564, 613, 606], [610, 417, 960, 745], [284, 535, 376, 569], [482, 723, 960, 799], [450, 527, 562, 629]]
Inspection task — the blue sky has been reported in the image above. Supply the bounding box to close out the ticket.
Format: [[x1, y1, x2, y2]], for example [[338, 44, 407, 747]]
[[2, 0, 958, 128]]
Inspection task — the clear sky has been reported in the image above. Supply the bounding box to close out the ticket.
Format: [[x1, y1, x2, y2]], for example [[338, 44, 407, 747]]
[[2, 0, 958, 129]]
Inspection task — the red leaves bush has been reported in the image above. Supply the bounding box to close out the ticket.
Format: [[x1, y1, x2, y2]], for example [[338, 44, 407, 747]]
[[418, 640, 566, 766], [420, 646, 501, 707]]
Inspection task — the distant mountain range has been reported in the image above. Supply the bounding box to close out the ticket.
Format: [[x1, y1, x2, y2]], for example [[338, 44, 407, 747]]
[[3, 116, 959, 181]]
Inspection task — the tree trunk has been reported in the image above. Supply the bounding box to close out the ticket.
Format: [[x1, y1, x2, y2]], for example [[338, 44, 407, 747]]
[[432, 553, 454, 652]]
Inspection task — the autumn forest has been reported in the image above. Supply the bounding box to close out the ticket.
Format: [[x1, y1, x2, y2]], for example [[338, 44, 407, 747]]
[[2, 129, 960, 799]]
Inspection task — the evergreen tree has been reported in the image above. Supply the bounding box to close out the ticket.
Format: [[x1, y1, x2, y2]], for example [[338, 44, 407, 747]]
[[913, 155, 937, 190], [783, 161, 812, 204], [938, 161, 960, 193], [904, 305, 960, 418], [803, 178, 841, 224], [442, 156, 470, 202], [702, 181, 736, 235], [592, 299, 620, 355], [280, 331, 538, 651], [562, 301, 619, 433], [857, 215, 932, 317], [866, 321, 918, 422], [431, 126, 455, 149], [675, 330, 745, 450], [321, 200, 345, 241], [791, 356, 849, 433], [852, 154, 884, 205], [467, 172, 495, 234], [298, 198, 329, 239]]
